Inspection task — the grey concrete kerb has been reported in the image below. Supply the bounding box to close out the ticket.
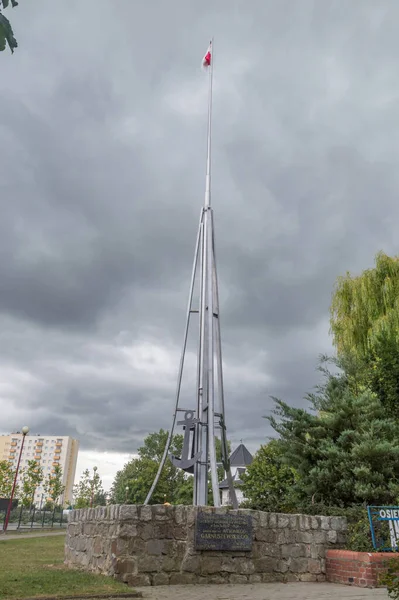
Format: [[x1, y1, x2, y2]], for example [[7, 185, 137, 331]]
[[135, 582, 386, 599]]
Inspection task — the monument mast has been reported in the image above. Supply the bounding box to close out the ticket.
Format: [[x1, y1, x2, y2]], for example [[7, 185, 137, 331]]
[[145, 41, 238, 508]]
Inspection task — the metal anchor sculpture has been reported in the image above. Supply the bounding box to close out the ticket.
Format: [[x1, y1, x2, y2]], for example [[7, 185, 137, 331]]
[[170, 411, 201, 474]]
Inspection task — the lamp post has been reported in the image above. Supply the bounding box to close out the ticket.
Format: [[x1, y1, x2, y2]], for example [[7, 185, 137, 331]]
[[3, 426, 29, 533]]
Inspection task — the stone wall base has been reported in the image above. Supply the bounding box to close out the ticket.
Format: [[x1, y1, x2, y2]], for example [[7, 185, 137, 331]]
[[65, 505, 347, 586]]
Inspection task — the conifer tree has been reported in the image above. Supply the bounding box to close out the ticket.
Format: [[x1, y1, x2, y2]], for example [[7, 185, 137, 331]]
[[268, 360, 399, 507]]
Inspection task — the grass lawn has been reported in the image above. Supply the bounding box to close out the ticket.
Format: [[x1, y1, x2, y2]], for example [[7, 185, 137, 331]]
[[0, 535, 130, 599]]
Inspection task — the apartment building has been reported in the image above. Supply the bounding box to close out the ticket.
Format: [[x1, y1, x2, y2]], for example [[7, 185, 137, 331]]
[[0, 433, 79, 507]]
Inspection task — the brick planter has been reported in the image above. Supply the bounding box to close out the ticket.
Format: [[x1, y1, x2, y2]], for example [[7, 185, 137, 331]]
[[326, 549, 394, 588]]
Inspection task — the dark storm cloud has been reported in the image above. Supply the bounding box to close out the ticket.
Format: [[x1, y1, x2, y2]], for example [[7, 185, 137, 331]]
[[1, 0, 399, 456]]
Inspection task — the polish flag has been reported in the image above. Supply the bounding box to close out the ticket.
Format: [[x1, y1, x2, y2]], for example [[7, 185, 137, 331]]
[[202, 42, 212, 69]]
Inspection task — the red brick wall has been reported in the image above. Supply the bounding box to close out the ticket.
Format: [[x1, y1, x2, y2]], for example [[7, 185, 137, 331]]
[[326, 549, 392, 588]]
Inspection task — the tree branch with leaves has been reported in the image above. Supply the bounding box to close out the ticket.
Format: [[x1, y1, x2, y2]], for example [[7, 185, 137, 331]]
[[19, 460, 43, 508], [0, 460, 16, 498], [43, 464, 65, 508], [0, 0, 19, 53]]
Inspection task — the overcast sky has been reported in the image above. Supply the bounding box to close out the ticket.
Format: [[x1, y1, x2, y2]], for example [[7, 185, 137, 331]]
[[1, 1, 398, 489]]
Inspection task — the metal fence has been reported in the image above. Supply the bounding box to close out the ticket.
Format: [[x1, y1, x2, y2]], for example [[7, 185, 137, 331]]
[[1, 505, 67, 531]]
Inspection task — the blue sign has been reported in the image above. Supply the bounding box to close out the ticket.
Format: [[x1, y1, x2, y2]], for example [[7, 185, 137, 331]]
[[368, 506, 399, 552]]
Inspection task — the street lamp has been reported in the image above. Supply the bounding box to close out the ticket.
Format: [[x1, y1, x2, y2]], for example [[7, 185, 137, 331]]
[[3, 426, 29, 533], [125, 486, 129, 503]]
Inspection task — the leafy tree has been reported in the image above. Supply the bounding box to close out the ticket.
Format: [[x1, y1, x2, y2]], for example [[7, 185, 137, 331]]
[[43, 464, 66, 507], [73, 466, 105, 508], [0, 460, 15, 497], [268, 360, 399, 507], [110, 430, 189, 505], [19, 460, 43, 508], [0, 0, 18, 53], [240, 439, 298, 512], [330, 252, 399, 415]]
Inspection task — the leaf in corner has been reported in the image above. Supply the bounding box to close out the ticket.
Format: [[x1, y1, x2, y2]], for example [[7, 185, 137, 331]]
[[0, 12, 17, 53], [2, 0, 10, 9]]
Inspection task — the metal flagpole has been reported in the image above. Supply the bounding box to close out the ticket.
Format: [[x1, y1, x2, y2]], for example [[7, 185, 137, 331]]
[[145, 40, 238, 509]]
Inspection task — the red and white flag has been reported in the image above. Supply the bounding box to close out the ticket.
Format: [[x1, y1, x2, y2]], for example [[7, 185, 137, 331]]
[[202, 42, 212, 69]]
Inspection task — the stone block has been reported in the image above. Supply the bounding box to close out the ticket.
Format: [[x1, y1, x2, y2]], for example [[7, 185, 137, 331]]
[[320, 516, 330, 530], [254, 557, 278, 572], [310, 516, 320, 529], [93, 536, 103, 555], [140, 523, 155, 540], [126, 573, 151, 586], [327, 529, 337, 543], [262, 572, 279, 583], [175, 505, 186, 525], [281, 543, 305, 558], [277, 514, 290, 529], [128, 537, 146, 553], [173, 525, 187, 540], [276, 529, 295, 544], [336, 532, 347, 545], [249, 574, 262, 583], [275, 558, 289, 573], [259, 511, 269, 527], [153, 572, 170, 585], [298, 515, 311, 530], [220, 558, 236, 573], [162, 555, 181, 572], [289, 558, 309, 573], [269, 513, 277, 528], [299, 572, 317, 582], [201, 556, 223, 574], [119, 505, 138, 521], [186, 506, 196, 527], [181, 555, 201, 572], [288, 515, 299, 529], [311, 531, 327, 544], [138, 555, 162, 572], [252, 541, 280, 558], [295, 531, 313, 544], [115, 538, 129, 555], [237, 560, 255, 574], [146, 539, 164, 555], [228, 574, 248, 584], [169, 573, 197, 585], [308, 558, 321, 573], [140, 505, 153, 522], [208, 574, 227, 584], [255, 528, 277, 543], [117, 522, 138, 538], [114, 557, 138, 575]]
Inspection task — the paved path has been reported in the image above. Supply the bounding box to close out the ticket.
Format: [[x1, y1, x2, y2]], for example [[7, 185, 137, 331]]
[[136, 583, 387, 599], [0, 531, 66, 541]]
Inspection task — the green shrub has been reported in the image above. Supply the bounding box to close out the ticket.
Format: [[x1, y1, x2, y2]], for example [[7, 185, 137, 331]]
[[380, 558, 399, 599]]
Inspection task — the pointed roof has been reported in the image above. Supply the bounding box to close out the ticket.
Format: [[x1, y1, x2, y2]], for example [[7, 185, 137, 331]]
[[229, 443, 253, 467]]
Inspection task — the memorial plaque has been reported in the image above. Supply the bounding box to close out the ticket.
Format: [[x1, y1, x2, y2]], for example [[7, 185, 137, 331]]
[[195, 512, 253, 551]]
